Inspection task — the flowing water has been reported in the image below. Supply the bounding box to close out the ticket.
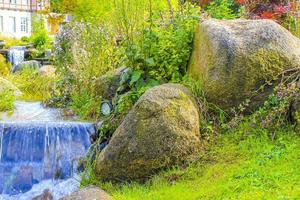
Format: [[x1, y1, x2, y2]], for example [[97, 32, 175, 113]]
[[0, 102, 96, 200], [8, 46, 26, 68]]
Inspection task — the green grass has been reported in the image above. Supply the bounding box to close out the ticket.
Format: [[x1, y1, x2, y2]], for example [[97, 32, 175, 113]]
[[0, 89, 15, 111], [98, 124, 300, 200], [5, 68, 55, 101], [0, 35, 27, 48]]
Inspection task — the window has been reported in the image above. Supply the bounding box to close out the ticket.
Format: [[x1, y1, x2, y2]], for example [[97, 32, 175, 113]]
[[9, 17, 16, 33], [10, 0, 16, 4], [22, 0, 28, 5], [21, 17, 28, 33], [0, 16, 3, 32]]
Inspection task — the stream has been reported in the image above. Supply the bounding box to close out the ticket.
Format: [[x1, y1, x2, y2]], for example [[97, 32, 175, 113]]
[[0, 101, 96, 200]]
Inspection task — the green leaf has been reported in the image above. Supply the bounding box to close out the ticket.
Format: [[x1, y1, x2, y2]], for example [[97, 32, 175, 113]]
[[145, 58, 156, 67], [130, 70, 143, 86]]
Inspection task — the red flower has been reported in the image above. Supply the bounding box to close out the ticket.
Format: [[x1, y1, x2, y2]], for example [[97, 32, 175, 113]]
[[235, 0, 246, 5], [261, 11, 274, 19]]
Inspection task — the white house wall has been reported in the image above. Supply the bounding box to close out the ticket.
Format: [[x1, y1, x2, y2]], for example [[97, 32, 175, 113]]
[[0, 9, 32, 38]]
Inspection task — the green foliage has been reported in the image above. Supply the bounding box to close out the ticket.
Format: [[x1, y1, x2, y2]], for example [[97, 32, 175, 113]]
[[284, 16, 300, 38], [51, 1, 199, 120], [122, 4, 200, 83], [205, 0, 240, 19], [71, 91, 102, 120], [0, 89, 15, 111], [50, 22, 119, 119], [30, 15, 52, 51], [21, 36, 30, 43], [0, 36, 26, 48], [5, 68, 55, 101], [0, 55, 11, 76]]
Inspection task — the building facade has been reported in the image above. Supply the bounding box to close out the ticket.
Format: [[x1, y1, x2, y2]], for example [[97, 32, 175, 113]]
[[0, 0, 48, 38]]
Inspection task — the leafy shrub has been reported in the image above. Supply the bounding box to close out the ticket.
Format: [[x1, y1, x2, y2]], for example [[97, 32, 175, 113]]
[[122, 3, 200, 83], [21, 36, 30, 43], [71, 91, 102, 120], [30, 15, 52, 51], [0, 89, 15, 111], [205, 0, 241, 19], [31, 30, 51, 50]]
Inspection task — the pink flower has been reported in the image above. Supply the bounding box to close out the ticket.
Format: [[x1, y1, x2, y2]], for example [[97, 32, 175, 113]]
[[273, 5, 285, 14]]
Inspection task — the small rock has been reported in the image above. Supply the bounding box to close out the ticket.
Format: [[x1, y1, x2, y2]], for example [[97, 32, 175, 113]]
[[32, 189, 53, 200], [60, 186, 112, 200], [39, 65, 56, 77]]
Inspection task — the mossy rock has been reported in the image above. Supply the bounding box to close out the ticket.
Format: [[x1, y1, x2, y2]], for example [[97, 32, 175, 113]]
[[0, 77, 21, 96], [94, 67, 126, 100], [95, 84, 201, 182], [188, 19, 300, 111], [291, 94, 300, 132]]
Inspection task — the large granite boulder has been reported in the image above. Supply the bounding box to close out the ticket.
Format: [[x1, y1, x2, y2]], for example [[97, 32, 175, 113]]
[[95, 84, 201, 182], [60, 186, 112, 200], [0, 77, 21, 96], [188, 19, 300, 111]]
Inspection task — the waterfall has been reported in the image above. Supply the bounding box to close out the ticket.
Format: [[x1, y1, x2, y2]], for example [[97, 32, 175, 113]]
[[0, 121, 95, 199], [8, 46, 26, 68]]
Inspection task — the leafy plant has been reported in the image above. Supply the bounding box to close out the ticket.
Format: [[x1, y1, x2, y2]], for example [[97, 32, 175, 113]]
[[71, 91, 102, 120], [121, 3, 200, 83], [30, 15, 52, 51], [205, 0, 241, 19]]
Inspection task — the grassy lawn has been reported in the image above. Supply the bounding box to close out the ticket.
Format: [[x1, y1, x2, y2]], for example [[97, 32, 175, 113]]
[[103, 126, 300, 200]]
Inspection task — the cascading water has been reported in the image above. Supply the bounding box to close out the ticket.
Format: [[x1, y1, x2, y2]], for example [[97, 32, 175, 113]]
[[0, 102, 96, 200], [8, 46, 26, 69]]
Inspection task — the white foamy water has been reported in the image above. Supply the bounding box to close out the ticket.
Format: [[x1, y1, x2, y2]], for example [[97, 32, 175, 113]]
[[0, 101, 63, 122], [0, 176, 81, 200], [0, 101, 94, 200]]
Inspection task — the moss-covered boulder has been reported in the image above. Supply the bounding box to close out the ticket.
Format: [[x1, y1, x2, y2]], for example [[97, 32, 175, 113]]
[[0, 77, 21, 96], [95, 84, 201, 182], [189, 19, 300, 111]]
